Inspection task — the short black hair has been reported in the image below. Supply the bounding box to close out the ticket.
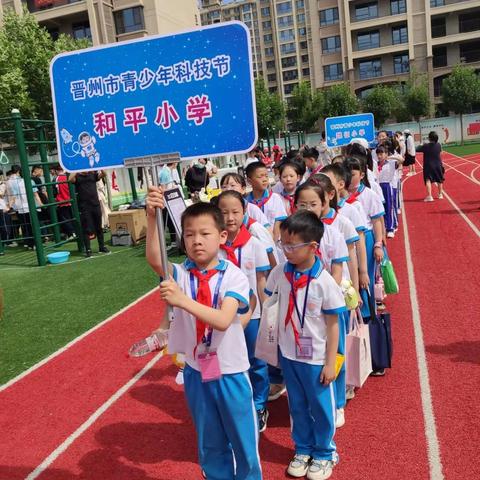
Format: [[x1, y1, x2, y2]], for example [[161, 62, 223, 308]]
[[220, 172, 246, 188], [280, 210, 324, 243], [309, 174, 337, 211], [181, 202, 225, 232], [321, 163, 345, 183], [279, 161, 302, 177], [245, 161, 267, 179], [216, 190, 246, 211], [302, 147, 319, 160], [428, 131, 439, 143], [11, 165, 21, 174]]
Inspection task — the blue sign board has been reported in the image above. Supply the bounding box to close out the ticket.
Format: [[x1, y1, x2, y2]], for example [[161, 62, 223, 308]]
[[50, 22, 257, 172], [324, 113, 375, 148]]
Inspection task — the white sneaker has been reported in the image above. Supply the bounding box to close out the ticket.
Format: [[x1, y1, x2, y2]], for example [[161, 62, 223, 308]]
[[307, 459, 335, 480], [424, 196, 434, 202], [397, 208, 402, 215], [386, 231, 395, 239], [346, 386, 355, 400], [287, 454, 311, 478], [268, 383, 286, 401], [438, 193, 444, 199], [335, 408, 345, 428]]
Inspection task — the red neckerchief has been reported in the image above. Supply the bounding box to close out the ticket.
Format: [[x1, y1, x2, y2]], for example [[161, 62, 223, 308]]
[[220, 225, 251, 267], [284, 271, 310, 347], [246, 217, 256, 229], [346, 184, 364, 204], [251, 190, 273, 211], [189, 269, 219, 353], [310, 164, 322, 176], [321, 209, 337, 225], [377, 160, 384, 172], [281, 190, 296, 214]]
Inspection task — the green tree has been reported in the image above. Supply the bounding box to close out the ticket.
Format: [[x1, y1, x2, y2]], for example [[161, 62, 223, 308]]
[[0, 8, 89, 119], [255, 79, 285, 138], [441, 64, 480, 144], [286, 81, 323, 132], [362, 85, 398, 128], [322, 83, 359, 118]]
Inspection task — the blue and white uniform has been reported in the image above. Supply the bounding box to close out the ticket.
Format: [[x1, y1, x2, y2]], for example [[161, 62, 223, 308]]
[[246, 190, 288, 227], [337, 197, 367, 234], [378, 158, 397, 233], [168, 259, 262, 480], [265, 258, 346, 462], [219, 236, 271, 412], [246, 202, 270, 228]]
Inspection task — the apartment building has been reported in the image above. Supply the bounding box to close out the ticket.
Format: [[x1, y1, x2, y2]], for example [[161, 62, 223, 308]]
[[201, 0, 480, 113], [0, 0, 199, 45]]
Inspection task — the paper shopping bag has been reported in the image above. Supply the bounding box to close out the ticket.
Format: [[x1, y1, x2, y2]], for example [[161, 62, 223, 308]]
[[346, 310, 373, 387], [255, 289, 280, 366]]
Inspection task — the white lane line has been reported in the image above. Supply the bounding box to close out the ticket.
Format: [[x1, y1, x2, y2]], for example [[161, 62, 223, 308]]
[[25, 350, 165, 480], [401, 179, 445, 480], [442, 190, 480, 238], [0, 286, 158, 392], [470, 165, 480, 184]]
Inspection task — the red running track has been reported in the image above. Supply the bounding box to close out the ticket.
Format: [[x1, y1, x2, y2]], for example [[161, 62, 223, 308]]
[[0, 155, 479, 479]]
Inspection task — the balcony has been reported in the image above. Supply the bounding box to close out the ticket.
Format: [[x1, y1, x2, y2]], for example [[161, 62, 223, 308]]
[[430, 0, 480, 15], [27, 0, 88, 22]]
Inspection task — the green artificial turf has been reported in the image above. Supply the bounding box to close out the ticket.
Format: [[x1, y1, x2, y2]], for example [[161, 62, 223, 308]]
[[443, 143, 480, 157], [0, 238, 184, 385]]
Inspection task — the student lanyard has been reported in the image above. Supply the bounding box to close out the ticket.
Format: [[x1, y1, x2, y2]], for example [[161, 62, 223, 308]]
[[290, 269, 312, 335], [190, 270, 225, 347]]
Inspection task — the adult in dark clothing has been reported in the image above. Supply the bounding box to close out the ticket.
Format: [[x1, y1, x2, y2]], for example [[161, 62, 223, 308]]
[[69, 171, 109, 256], [54, 165, 76, 237], [31, 165, 50, 234], [416, 131, 445, 202], [184, 159, 208, 198]]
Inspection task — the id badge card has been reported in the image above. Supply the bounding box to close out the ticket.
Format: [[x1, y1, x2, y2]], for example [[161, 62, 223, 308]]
[[296, 336, 313, 360], [198, 349, 222, 382]]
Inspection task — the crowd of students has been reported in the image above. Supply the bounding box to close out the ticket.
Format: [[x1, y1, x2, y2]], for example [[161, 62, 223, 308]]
[[129, 130, 411, 480]]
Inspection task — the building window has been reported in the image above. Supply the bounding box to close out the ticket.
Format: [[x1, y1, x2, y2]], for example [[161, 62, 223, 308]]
[[301, 54, 309, 63], [264, 47, 274, 56], [298, 27, 306, 36], [459, 12, 480, 33], [357, 30, 380, 50], [243, 13, 252, 21], [268, 73, 277, 82], [430, 0, 444, 6], [278, 15, 293, 27], [324, 63, 343, 81], [264, 33, 273, 43], [355, 2, 378, 21], [114, 7, 144, 34], [279, 29, 295, 41], [300, 41, 307, 49], [261, 7, 270, 16], [280, 42, 296, 54], [302, 67, 310, 76], [282, 56, 297, 68], [262, 20, 272, 29], [392, 25, 408, 44], [284, 83, 297, 94], [390, 0, 406, 15], [431, 16, 446, 38], [359, 59, 382, 79], [277, 1, 292, 15], [433, 46, 447, 68], [269, 86, 278, 93], [283, 70, 299, 81], [319, 8, 339, 27], [321, 35, 341, 54], [297, 13, 306, 23], [296, 0, 305, 8], [393, 54, 409, 73], [460, 41, 480, 63], [72, 21, 91, 40], [266, 60, 276, 69]]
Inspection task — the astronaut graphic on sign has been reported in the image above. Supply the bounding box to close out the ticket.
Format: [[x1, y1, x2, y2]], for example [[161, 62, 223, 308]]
[[78, 131, 100, 168]]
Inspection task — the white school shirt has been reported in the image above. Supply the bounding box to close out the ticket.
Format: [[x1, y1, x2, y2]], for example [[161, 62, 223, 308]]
[[319, 223, 349, 271], [246, 201, 270, 227], [354, 184, 385, 230], [247, 190, 288, 227], [6, 176, 38, 214], [378, 159, 397, 185], [168, 259, 251, 374], [272, 181, 283, 194], [246, 217, 277, 258], [337, 197, 367, 233], [367, 169, 385, 202], [265, 258, 346, 365], [219, 235, 270, 319]]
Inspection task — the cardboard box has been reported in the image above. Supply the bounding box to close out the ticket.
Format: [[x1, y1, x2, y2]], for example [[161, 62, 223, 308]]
[[108, 209, 147, 244]]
